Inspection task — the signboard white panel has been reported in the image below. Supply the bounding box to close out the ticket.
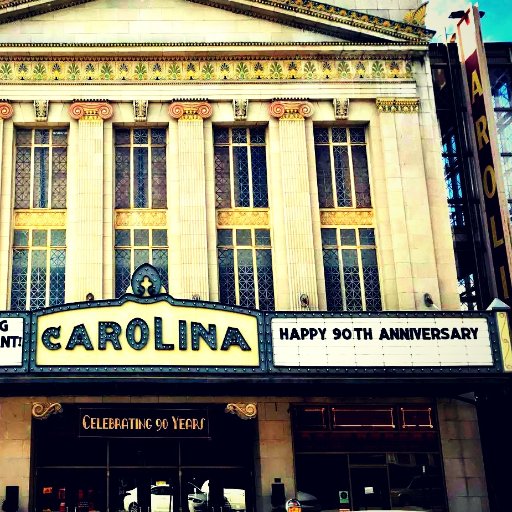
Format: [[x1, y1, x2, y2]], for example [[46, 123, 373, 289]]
[[271, 317, 492, 367], [0, 317, 24, 367]]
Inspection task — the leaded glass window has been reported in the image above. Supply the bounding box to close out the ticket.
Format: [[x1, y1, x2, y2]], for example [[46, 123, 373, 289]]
[[322, 227, 381, 312], [217, 228, 274, 310], [15, 128, 67, 209], [115, 128, 167, 209], [214, 127, 268, 208], [114, 228, 168, 297], [10, 229, 66, 311], [314, 126, 371, 208]]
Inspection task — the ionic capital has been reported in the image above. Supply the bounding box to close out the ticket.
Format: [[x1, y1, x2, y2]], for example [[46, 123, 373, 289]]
[[269, 100, 314, 120], [376, 97, 420, 114], [68, 101, 113, 120], [169, 101, 212, 120], [0, 102, 13, 119]]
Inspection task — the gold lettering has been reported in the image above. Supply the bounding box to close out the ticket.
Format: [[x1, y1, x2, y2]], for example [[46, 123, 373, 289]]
[[471, 69, 484, 104], [500, 266, 510, 299], [82, 414, 91, 430], [490, 216, 504, 248], [475, 115, 490, 150], [483, 165, 496, 198], [171, 416, 178, 430], [200, 418, 205, 430]]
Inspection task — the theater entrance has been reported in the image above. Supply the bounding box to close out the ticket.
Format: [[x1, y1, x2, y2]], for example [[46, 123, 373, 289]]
[[32, 405, 255, 512]]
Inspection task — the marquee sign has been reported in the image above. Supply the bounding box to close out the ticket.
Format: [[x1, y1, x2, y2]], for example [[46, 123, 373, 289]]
[[0, 313, 30, 372], [268, 312, 502, 373], [79, 408, 209, 438], [30, 295, 263, 373]]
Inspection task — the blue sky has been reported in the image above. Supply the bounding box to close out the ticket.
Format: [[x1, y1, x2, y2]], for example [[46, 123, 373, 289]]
[[426, 0, 510, 42]]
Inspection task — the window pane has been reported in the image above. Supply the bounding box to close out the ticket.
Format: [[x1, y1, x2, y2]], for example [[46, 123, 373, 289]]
[[33, 230, 47, 247], [496, 111, 512, 153], [15, 147, 31, 208], [51, 147, 67, 208], [323, 248, 342, 311], [11, 249, 28, 311], [333, 146, 351, 207], [16, 129, 31, 146], [214, 127, 229, 144], [360, 228, 375, 245], [51, 230, 66, 246], [352, 145, 371, 207], [342, 248, 362, 311], [152, 229, 167, 246], [134, 147, 148, 208], [233, 146, 250, 207], [115, 229, 131, 247], [115, 129, 131, 145], [151, 128, 166, 145], [218, 248, 236, 305], [251, 145, 268, 207], [14, 230, 28, 247], [340, 229, 356, 246], [214, 145, 231, 208], [152, 249, 169, 293], [34, 129, 49, 144], [314, 127, 329, 143], [134, 129, 148, 144], [490, 66, 512, 108], [232, 128, 247, 144], [217, 229, 233, 246], [30, 250, 47, 309], [134, 249, 149, 268], [350, 127, 366, 143], [151, 146, 167, 208], [321, 228, 337, 246], [134, 229, 149, 246], [255, 229, 271, 246], [256, 249, 274, 310], [250, 127, 265, 144], [49, 249, 66, 306], [115, 147, 131, 208], [236, 229, 252, 246], [332, 127, 347, 143], [33, 147, 49, 208], [115, 249, 131, 297], [362, 248, 382, 311], [237, 248, 255, 308], [315, 145, 334, 208], [52, 129, 68, 146]]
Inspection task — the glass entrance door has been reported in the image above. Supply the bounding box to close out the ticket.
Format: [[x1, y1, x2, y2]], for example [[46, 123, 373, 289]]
[[349, 467, 390, 510]]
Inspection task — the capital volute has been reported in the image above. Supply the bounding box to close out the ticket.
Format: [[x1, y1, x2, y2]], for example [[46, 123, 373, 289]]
[[0, 102, 14, 120], [169, 101, 212, 120], [269, 100, 314, 120], [68, 101, 113, 120]]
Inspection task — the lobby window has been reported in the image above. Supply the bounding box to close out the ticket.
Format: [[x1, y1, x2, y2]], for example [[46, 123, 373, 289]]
[[214, 127, 268, 208], [314, 126, 371, 208], [114, 228, 168, 297], [10, 229, 66, 310], [217, 228, 274, 310], [322, 227, 381, 311], [14, 128, 67, 209], [115, 128, 167, 209]]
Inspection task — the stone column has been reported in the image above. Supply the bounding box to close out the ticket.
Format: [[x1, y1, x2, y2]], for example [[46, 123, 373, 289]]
[[269, 100, 318, 310], [0, 102, 14, 309], [169, 101, 212, 300], [67, 101, 113, 302]]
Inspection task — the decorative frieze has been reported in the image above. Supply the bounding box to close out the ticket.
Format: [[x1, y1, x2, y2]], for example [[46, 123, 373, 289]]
[[333, 98, 349, 120], [376, 97, 420, 113], [68, 101, 113, 120], [169, 101, 212, 120], [269, 100, 314, 120], [14, 210, 66, 227], [0, 101, 13, 119], [225, 403, 257, 420], [320, 209, 374, 226], [0, 57, 414, 83], [133, 99, 148, 122], [217, 209, 269, 227], [233, 99, 248, 120], [115, 210, 167, 227], [33, 99, 48, 121]]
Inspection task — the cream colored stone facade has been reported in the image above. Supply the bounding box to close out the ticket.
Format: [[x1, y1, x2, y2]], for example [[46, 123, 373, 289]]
[[0, 1, 481, 512]]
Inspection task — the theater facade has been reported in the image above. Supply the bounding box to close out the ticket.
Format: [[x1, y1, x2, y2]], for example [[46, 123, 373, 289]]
[[0, 1, 511, 511]]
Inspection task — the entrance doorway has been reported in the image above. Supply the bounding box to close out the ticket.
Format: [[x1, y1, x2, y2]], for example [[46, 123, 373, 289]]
[[32, 405, 255, 512]]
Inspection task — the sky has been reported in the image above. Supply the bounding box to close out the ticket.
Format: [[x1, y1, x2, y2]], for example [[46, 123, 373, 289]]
[[426, 0, 510, 43]]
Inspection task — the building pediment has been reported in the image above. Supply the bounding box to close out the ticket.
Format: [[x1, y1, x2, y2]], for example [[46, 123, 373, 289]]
[[0, 0, 434, 44]]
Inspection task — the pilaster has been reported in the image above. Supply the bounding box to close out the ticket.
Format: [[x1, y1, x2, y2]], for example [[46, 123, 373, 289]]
[[169, 101, 212, 300], [66, 101, 113, 302], [270, 100, 318, 310], [0, 102, 14, 309]]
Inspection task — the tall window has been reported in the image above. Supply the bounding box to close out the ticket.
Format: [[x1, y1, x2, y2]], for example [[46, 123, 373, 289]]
[[11, 229, 66, 310], [114, 228, 168, 297], [217, 228, 274, 310], [214, 127, 268, 208], [322, 227, 381, 311], [314, 126, 371, 208], [490, 66, 512, 219], [115, 128, 167, 209], [15, 128, 67, 209]]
